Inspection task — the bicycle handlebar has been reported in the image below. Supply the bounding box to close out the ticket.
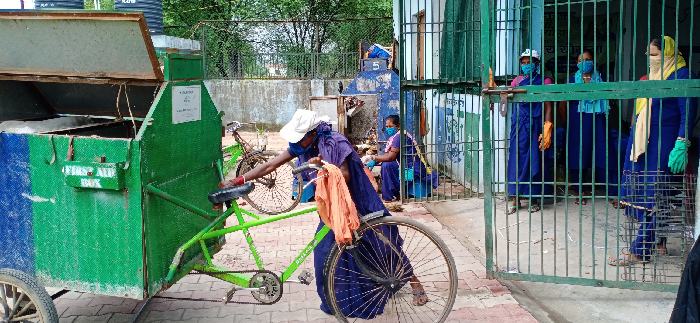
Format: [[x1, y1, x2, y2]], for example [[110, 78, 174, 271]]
[[225, 121, 267, 134], [292, 162, 323, 175]]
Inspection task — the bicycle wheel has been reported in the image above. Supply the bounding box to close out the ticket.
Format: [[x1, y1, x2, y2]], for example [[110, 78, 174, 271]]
[[0, 268, 58, 323], [324, 216, 457, 322], [236, 151, 303, 215]]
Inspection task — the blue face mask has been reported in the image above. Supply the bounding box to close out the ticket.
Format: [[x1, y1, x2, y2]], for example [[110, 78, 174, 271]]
[[288, 142, 310, 156], [577, 60, 594, 74], [385, 127, 397, 136], [288, 132, 317, 156], [521, 63, 537, 75]]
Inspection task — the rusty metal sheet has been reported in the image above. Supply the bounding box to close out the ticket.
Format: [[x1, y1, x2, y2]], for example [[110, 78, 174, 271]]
[[0, 11, 163, 83]]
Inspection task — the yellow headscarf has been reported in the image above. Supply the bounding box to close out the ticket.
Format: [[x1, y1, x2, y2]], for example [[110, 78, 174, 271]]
[[631, 36, 687, 162]]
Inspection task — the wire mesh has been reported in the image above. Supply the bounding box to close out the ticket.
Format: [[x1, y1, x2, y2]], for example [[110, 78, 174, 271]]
[[197, 19, 393, 79]]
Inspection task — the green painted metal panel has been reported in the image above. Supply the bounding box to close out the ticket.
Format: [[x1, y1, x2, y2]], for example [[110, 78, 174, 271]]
[[479, 0, 495, 279], [495, 272, 677, 293], [463, 112, 480, 189], [0, 12, 162, 82], [506, 79, 700, 103], [63, 161, 126, 190], [29, 135, 145, 298], [161, 53, 204, 81], [139, 81, 223, 296]]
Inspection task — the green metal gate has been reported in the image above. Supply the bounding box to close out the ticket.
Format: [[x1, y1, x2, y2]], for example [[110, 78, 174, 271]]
[[400, 0, 700, 291], [480, 0, 700, 292]]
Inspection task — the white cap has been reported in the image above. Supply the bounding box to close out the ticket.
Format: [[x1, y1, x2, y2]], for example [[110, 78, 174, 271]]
[[279, 109, 330, 143], [520, 49, 540, 60]]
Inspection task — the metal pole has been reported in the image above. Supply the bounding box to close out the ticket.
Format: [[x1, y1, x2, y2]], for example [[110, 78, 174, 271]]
[[696, 163, 700, 240]]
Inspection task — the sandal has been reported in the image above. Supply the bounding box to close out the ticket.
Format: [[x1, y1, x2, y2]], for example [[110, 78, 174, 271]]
[[610, 199, 621, 209], [411, 288, 429, 306], [608, 253, 648, 266], [507, 203, 521, 215], [528, 204, 541, 213], [574, 198, 588, 206]]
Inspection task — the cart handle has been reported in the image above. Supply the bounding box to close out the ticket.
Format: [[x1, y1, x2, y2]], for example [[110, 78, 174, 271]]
[[292, 162, 324, 175]]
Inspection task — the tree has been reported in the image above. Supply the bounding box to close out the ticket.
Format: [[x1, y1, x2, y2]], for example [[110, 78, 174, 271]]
[[157, 0, 393, 78], [83, 0, 113, 10]]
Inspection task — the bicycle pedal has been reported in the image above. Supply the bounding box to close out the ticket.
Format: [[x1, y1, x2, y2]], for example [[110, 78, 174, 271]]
[[298, 269, 314, 285], [222, 287, 237, 304]]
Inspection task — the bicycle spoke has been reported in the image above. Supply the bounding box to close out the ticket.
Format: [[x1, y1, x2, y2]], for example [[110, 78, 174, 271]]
[[13, 298, 35, 318], [345, 285, 388, 318], [10, 312, 39, 322], [329, 218, 456, 323]]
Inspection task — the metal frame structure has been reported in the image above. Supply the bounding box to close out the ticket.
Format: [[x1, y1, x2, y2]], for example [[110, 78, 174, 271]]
[[398, 0, 700, 292]]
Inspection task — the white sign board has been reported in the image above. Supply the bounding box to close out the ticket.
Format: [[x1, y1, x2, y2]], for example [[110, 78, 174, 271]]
[[172, 85, 201, 124], [309, 97, 339, 125]]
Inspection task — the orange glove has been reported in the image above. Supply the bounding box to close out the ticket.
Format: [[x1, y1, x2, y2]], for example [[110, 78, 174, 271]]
[[538, 121, 553, 151]]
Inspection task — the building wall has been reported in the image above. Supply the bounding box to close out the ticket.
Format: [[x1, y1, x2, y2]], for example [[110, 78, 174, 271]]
[[204, 79, 350, 129]]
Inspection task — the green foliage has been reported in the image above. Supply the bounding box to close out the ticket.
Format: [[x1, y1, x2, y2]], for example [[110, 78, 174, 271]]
[[83, 0, 114, 10], [161, 0, 392, 79]]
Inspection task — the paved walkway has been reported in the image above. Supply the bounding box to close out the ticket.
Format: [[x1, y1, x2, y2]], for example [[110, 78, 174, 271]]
[[54, 203, 537, 323]]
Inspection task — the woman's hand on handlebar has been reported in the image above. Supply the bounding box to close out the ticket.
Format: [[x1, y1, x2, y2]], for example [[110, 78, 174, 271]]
[[308, 157, 322, 166], [219, 176, 245, 188]]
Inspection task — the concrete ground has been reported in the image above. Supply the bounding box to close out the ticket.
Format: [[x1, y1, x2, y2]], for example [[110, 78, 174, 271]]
[[51, 203, 537, 322], [427, 199, 679, 323]]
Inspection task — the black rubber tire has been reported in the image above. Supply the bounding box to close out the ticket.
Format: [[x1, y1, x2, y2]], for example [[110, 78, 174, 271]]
[[0, 268, 58, 323], [235, 151, 303, 215], [324, 216, 458, 323]]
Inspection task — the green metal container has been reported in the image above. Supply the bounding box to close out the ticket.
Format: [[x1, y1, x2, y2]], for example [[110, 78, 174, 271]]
[[0, 11, 223, 299]]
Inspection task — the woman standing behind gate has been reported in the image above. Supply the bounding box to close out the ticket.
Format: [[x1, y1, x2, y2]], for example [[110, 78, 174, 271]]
[[561, 49, 612, 205], [610, 36, 696, 266], [507, 49, 554, 214]]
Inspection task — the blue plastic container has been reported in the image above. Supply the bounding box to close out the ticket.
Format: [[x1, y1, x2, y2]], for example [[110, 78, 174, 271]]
[[368, 44, 391, 59], [407, 180, 430, 198]]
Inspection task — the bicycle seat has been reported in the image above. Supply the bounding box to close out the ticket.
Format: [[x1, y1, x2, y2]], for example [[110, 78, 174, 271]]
[[208, 182, 254, 204]]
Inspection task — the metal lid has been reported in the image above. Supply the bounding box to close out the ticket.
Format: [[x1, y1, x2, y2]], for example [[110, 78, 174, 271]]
[[0, 11, 163, 84]]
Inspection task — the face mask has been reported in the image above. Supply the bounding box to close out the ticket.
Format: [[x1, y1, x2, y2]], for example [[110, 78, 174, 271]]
[[385, 127, 398, 136], [649, 56, 662, 73], [577, 60, 594, 74], [288, 142, 309, 156], [521, 63, 536, 75], [288, 132, 317, 156]]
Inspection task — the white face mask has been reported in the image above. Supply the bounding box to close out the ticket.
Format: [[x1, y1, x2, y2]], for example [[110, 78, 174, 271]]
[[649, 55, 662, 73]]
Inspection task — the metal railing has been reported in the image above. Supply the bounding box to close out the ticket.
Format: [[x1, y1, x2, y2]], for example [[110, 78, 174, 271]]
[[205, 52, 360, 80]]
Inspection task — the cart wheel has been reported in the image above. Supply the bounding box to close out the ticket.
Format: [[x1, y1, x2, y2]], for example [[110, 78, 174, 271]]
[[0, 268, 58, 323], [236, 151, 303, 215]]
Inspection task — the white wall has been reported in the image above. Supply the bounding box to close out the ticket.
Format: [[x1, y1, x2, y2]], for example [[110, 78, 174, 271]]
[[0, 0, 34, 9]]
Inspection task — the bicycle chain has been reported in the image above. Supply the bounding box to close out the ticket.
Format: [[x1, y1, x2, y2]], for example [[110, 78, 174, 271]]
[[152, 270, 283, 305]]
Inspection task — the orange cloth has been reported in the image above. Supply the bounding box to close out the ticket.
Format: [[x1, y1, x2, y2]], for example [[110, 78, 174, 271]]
[[315, 164, 360, 245], [364, 166, 378, 192]]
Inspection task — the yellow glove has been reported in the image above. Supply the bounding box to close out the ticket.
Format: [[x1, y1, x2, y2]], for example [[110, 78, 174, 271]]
[[538, 121, 553, 151]]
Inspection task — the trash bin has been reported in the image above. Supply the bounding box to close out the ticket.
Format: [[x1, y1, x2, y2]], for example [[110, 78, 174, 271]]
[[0, 11, 223, 299]]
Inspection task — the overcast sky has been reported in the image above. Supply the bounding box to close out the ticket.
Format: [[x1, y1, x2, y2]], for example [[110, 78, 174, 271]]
[[0, 0, 36, 9]]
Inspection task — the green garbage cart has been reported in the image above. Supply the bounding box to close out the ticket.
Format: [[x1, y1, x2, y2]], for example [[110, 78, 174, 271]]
[[0, 11, 225, 320]]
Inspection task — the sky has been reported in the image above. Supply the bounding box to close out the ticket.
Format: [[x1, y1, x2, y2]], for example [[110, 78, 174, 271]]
[[0, 0, 35, 9]]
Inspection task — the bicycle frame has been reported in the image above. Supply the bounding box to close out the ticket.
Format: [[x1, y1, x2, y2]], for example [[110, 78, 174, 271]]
[[145, 179, 326, 291], [222, 142, 243, 177]]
